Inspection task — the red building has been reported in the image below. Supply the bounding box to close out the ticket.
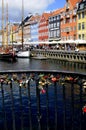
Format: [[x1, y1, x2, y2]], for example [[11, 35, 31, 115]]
[[38, 12, 51, 41]]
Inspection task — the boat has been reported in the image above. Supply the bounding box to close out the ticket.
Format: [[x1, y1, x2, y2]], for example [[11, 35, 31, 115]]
[[17, 50, 30, 58], [0, 0, 17, 62], [17, 0, 30, 58], [0, 49, 17, 61]]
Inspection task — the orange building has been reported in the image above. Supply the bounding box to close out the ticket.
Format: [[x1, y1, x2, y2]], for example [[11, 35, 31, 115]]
[[38, 12, 51, 41], [61, 0, 81, 41]]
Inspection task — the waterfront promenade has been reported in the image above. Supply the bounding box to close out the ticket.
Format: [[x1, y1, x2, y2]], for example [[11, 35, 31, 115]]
[[30, 49, 86, 63]]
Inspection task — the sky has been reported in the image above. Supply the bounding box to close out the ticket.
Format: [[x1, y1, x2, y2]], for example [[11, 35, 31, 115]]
[[0, 0, 66, 28]]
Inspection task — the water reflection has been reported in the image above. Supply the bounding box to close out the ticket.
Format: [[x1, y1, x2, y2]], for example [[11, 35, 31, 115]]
[[0, 59, 85, 74]]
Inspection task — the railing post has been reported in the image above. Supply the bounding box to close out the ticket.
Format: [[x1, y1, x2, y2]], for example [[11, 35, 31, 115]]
[[45, 83, 49, 130], [27, 79, 32, 130], [63, 84, 66, 130], [10, 81, 16, 130], [71, 81, 74, 130], [19, 82, 24, 130], [79, 82, 83, 130], [1, 81, 7, 130], [36, 78, 41, 130], [54, 81, 58, 130]]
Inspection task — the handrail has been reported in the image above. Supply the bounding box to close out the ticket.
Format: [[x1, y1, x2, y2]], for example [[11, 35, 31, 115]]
[[0, 70, 86, 76]]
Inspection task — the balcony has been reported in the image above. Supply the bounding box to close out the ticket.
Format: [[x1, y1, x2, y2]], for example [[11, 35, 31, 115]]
[[0, 70, 86, 130]]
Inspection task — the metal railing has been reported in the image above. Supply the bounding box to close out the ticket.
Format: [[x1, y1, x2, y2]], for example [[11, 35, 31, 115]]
[[0, 70, 86, 130]]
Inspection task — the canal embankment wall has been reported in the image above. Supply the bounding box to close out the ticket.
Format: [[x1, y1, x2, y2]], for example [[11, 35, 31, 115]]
[[30, 49, 86, 63]]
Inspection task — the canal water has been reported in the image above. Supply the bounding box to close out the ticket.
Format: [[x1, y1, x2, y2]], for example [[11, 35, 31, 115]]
[[0, 58, 86, 130], [0, 58, 85, 73]]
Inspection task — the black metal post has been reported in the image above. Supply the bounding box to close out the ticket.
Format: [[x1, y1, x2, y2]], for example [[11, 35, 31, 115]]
[[54, 81, 58, 130], [27, 80, 32, 130], [45, 83, 49, 130], [36, 79, 41, 130], [63, 84, 66, 130], [10, 81, 16, 130], [19, 84, 24, 130], [71, 81, 74, 130], [79, 82, 83, 130], [1, 82, 7, 130]]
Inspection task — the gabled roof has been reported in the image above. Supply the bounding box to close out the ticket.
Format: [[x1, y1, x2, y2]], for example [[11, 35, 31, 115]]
[[29, 14, 41, 22], [20, 15, 32, 26], [40, 12, 51, 21], [69, 0, 81, 7], [50, 8, 64, 17], [67, 0, 82, 8]]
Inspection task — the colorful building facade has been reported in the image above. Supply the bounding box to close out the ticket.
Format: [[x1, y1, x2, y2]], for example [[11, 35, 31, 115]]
[[60, 0, 80, 41], [48, 9, 61, 41], [77, 0, 86, 40], [38, 13, 51, 41], [29, 14, 41, 42]]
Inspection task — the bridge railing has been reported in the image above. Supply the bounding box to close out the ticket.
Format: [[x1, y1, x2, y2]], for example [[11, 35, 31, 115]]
[[0, 70, 86, 130]]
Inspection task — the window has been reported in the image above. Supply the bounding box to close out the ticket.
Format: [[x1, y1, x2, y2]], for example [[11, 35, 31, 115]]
[[57, 22, 60, 27], [78, 13, 81, 19], [57, 30, 60, 37], [80, 3, 84, 9], [73, 17, 76, 22], [54, 30, 57, 37], [78, 23, 81, 30], [82, 12, 84, 18], [82, 34, 84, 40], [54, 22, 56, 28], [74, 26, 76, 31], [82, 22, 85, 29], [78, 34, 81, 39], [66, 19, 70, 23]]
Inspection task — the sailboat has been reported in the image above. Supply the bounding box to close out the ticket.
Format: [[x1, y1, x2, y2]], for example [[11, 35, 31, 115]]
[[17, 0, 30, 58], [0, 0, 17, 61]]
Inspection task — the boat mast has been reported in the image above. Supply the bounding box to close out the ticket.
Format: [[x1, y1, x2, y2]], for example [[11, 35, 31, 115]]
[[21, 0, 24, 50], [6, 2, 8, 47], [2, 0, 4, 47]]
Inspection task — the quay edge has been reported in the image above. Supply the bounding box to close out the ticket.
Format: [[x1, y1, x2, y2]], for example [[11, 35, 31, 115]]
[[30, 49, 86, 63]]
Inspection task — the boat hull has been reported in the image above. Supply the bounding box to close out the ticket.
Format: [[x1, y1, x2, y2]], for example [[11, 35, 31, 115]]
[[0, 53, 17, 61], [17, 50, 30, 58]]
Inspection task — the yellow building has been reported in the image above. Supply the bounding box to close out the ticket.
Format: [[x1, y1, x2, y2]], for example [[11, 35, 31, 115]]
[[77, 0, 86, 50]]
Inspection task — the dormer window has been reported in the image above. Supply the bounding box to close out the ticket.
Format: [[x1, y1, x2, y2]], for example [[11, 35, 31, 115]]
[[80, 3, 84, 9], [66, 2, 69, 9]]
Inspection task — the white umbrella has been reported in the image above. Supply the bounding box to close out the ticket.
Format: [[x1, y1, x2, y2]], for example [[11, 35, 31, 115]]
[[74, 39, 86, 44], [57, 40, 66, 44], [65, 39, 76, 44]]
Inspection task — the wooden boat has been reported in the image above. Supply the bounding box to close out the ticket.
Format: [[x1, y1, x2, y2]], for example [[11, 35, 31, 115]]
[[0, 52, 17, 61], [0, 47, 17, 61], [0, 0, 17, 62]]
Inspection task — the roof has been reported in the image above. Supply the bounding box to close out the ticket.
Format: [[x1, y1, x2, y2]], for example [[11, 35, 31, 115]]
[[41, 12, 51, 20], [50, 8, 64, 17], [29, 14, 41, 22], [20, 15, 32, 26], [69, 0, 81, 7], [68, 0, 82, 8]]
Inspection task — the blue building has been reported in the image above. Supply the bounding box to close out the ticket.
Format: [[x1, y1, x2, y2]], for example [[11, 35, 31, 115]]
[[29, 14, 41, 42]]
